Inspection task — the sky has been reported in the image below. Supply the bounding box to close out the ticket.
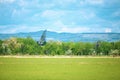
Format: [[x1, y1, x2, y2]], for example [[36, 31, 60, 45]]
[[0, 0, 120, 33]]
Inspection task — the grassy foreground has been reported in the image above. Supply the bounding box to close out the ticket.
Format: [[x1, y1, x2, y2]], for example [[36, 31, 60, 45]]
[[0, 57, 120, 80]]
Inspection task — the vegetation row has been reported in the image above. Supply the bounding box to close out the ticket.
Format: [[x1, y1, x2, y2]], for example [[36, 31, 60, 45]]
[[0, 37, 120, 56]]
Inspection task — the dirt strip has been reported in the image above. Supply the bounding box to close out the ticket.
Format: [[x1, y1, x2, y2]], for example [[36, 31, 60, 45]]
[[0, 55, 120, 58]]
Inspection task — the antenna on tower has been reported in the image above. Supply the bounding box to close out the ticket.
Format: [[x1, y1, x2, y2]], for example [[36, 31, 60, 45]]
[[37, 30, 47, 46]]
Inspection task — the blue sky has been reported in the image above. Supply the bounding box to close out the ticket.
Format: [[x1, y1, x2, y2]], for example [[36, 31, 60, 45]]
[[0, 0, 120, 33]]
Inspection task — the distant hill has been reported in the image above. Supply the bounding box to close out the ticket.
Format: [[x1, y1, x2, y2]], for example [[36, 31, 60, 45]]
[[0, 31, 120, 42]]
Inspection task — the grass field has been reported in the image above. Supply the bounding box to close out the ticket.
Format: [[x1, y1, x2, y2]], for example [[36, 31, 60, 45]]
[[0, 57, 120, 80]]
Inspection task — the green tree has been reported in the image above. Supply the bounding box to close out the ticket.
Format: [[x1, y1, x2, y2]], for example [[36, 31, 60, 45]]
[[100, 41, 111, 55], [95, 41, 101, 55], [0, 40, 3, 55]]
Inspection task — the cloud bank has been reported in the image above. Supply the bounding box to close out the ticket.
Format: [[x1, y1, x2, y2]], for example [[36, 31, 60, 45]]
[[0, 0, 120, 33]]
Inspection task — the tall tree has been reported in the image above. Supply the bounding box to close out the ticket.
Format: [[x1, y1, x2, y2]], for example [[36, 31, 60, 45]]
[[95, 41, 101, 54], [38, 30, 47, 46]]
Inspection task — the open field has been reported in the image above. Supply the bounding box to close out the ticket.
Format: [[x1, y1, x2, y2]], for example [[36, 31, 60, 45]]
[[0, 57, 120, 80]]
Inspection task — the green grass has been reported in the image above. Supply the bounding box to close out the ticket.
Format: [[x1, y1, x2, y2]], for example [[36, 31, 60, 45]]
[[0, 57, 120, 80]]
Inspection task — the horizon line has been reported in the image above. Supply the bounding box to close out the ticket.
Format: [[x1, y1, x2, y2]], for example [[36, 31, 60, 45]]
[[0, 30, 120, 34]]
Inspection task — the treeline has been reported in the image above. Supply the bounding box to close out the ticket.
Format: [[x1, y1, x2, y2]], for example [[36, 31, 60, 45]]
[[0, 37, 120, 56]]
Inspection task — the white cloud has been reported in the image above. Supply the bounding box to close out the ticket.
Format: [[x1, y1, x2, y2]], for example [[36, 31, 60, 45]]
[[0, 25, 43, 33], [41, 9, 96, 21], [18, 0, 27, 7], [79, 0, 104, 5], [79, 11, 95, 20], [45, 20, 90, 33], [0, 25, 18, 33], [39, 3, 55, 9], [58, 0, 76, 4], [43, 20, 66, 33], [41, 10, 65, 19], [12, 9, 20, 17], [12, 8, 30, 18], [61, 27, 90, 33], [0, 0, 119, 33], [16, 26, 43, 33], [17, 0, 55, 10], [105, 28, 112, 33], [86, 0, 104, 5], [18, 0, 37, 8], [0, 0, 15, 4], [112, 10, 120, 17]]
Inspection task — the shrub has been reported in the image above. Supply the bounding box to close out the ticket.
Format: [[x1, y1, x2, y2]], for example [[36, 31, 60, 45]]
[[110, 49, 119, 57], [0, 37, 120, 56]]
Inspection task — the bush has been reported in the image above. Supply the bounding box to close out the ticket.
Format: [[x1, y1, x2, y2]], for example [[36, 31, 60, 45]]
[[110, 49, 119, 57], [0, 37, 120, 56]]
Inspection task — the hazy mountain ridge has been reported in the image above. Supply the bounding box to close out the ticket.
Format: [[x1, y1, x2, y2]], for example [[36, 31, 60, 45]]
[[0, 31, 120, 42]]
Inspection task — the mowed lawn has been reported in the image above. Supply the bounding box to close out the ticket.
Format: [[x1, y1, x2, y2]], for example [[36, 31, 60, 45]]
[[0, 57, 120, 80]]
